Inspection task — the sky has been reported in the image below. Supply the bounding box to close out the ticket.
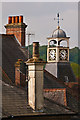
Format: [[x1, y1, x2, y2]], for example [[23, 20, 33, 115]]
[[0, 1, 79, 48]]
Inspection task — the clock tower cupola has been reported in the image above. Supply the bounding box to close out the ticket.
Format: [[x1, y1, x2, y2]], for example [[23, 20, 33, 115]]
[[47, 13, 70, 63], [45, 13, 76, 82]]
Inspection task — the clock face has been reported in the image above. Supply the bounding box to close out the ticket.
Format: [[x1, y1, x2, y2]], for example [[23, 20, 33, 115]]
[[59, 49, 68, 60], [49, 49, 56, 60]]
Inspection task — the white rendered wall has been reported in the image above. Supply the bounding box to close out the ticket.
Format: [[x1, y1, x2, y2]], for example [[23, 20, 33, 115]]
[[28, 64, 44, 110]]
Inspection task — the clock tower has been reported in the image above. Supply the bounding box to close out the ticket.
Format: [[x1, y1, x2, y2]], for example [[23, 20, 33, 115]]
[[45, 13, 76, 82], [47, 25, 69, 63]]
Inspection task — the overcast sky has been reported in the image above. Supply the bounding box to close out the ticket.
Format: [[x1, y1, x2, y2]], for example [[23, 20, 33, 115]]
[[0, 2, 78, 48]]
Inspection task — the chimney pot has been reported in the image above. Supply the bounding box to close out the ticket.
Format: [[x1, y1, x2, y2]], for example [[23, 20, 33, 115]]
[[12, 16, 15, 23], [8, 16, 12, 24], [19, 16, 23, 23], [33, 42, 39, 59], [15, 16, 19, 23]]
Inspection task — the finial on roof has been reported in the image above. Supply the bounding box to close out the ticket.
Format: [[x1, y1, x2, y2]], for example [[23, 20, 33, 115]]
[[54, 13, 63, 29], [57, 26, 60, 29], [57, 13, 60, 27]]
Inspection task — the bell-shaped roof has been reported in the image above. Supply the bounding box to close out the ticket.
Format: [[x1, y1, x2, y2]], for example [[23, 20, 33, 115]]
[[52, 26, 66, 38]]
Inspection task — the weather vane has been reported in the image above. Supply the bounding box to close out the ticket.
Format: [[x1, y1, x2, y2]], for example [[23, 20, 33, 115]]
[[54, 13, 63, 28]]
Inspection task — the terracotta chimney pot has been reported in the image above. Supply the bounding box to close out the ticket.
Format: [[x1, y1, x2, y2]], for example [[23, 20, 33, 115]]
[[15, 16, 19, 23], [33, 42, 39, 59], [8, 16, 12, 24], [19, 16, 23, 23], [12, 16, 15, 23]]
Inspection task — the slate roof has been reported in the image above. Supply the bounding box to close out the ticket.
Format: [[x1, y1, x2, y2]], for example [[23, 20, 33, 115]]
[[45, 62, 77, 82], [1, 69, 78, 118], [44, 70, 79, 113], [2, 80, 32, 118], [2, 80, 75, 118], [44, 89, 66, 106], [1, 33, 79, 119], [1, 34, 28, 83], [44, 70, 65, 89]]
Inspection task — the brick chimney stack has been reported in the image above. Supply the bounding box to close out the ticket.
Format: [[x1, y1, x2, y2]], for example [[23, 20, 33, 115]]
[[5, 15, 27, 46], [15, 59, 26, 87]]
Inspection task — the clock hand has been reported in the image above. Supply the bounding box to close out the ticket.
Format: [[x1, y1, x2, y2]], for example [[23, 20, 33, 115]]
[[61, 53, 64, 56], [51, 53, 54, 55]]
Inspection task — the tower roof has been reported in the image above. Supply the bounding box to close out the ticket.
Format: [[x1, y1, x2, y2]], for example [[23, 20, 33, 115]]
[[52, 27, 66, 38]]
